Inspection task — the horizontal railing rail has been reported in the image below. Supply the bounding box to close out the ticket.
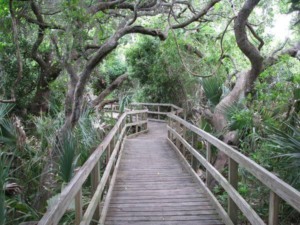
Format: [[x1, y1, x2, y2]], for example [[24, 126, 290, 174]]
[[167, 113, 300, 225], [38, 110, 148, 225], [130, 102, 183, 121]]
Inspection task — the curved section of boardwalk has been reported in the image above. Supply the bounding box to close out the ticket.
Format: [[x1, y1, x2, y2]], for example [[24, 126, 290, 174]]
[[105, 122, 224, 225]]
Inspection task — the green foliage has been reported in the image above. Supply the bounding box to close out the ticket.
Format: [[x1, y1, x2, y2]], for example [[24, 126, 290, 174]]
[[58, 133, 78, 183], [0, 153, 10, 225], [0, 104, 17, 148], [91, 53, 127, 96], [267, 119, 300, 187], [126, 36, 196, 105], [120, 95, 132, 113], [201, 76, 224, 107]]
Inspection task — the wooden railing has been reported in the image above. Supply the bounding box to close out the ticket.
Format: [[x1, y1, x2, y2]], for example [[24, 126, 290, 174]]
[[38, 110, 148, 225], [167, 113, 300, 225], [130, 102, 183, 121]]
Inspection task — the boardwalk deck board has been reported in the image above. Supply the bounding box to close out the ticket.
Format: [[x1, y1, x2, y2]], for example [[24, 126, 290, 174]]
[[104, 122, 224, 225]]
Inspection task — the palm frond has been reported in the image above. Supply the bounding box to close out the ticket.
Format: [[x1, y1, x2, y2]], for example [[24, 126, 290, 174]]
[[0, 119, 17, 147], [267, 120, 300, 188], [201, 76, 223, 106], [0, 104, 14, 121]]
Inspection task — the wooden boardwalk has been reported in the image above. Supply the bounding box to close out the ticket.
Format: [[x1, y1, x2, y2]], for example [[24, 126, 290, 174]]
[[38, 105, 300, 225], [105, 122, 224, 225]]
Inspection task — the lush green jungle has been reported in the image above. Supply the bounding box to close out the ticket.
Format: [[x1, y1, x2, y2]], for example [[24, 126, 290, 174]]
[[0, 0, 300, 224]]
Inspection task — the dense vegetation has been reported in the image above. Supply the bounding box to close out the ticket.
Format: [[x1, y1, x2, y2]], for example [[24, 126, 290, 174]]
[[0, 0, 299, 224]]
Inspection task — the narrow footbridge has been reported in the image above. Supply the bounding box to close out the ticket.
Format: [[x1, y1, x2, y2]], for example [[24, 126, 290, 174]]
[[39, 103, 300, 225]]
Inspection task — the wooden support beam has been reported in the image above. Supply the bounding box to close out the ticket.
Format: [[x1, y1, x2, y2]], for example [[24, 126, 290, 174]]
[[206, 142, 212, 187], [228, 158, 238, 224], [269, 191, 280, 225], [158, 105, 160, 120], [91, 161, 100, 223], [175, 121, 181, 151], [191, 132, 199, 171], [75, 189, 82, 225]]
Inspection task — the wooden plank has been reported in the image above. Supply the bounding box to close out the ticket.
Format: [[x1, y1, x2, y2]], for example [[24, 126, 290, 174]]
[[105, 220, 224, 225], [167, 139, 233, 225], [105, 215, 220, 221], [168, 114, 300, 213], [108, 205, 216, 212], [107, 209, 218, 217]]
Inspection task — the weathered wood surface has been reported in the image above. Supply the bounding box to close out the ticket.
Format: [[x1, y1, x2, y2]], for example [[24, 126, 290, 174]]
[[105, 122, 224, 225]]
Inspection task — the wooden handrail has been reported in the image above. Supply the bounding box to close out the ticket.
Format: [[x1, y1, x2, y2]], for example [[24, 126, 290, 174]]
[[38, 110, 148, 225], [167, 113, 300, 225], [130, 103, 184, 121]]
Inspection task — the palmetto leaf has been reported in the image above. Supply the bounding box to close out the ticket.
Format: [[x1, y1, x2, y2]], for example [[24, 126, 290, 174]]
[[267, 120, 300, 174], [201, 76, 223, 106], [0, 103, 13, 121], [0, 119, 17, 146]]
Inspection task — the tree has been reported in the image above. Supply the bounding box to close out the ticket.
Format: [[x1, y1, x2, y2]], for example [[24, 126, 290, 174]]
[[28, 0, 222, 210], [193, 0, 300, 186]]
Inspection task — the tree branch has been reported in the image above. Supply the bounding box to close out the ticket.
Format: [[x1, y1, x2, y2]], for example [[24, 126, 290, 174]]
[[97, 99, 119, 110], [171, 0, 221, 29], [219, 17, 235, 59], [234, 0, 263, 92], [263, 42, 300, 70], [91, 74, 128, 107], [246, 22, 264, 50], [1, 0, 23, 103], [30, 1, 47, 68], [184, 44, 204, 58], [21, 14, 65, 30]]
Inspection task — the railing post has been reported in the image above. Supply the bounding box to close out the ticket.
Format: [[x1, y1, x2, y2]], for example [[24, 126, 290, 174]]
[[182, 125, 186, 156], [158, 105, 160, 120], [206, 142, 212, 187], [228, 158, 238, 225], [191, 133, 199, 171], [175, 121, 181, 151], [269, 191, 280, 225], [145, 112, 148, 130], [167, 116, 170, 139], [75, 188, 82, 225], [110, 103, 113, 118], [90, 146, 101, 223], [136, 113, 138, 133], [75, 167, 82, 225], [107, 142, 111, 184]]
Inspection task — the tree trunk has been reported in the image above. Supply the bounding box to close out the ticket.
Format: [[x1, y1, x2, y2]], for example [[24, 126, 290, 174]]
[[28, 61, 61, 115], [208, 0, 263, 188]]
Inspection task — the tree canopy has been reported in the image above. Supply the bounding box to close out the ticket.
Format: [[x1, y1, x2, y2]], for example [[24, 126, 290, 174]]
[[0, 0, 300, 224]]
